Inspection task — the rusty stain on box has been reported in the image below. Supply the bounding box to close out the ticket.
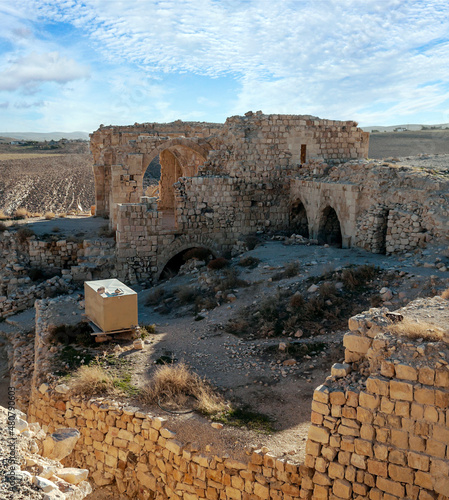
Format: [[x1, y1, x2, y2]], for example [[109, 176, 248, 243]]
[[84, 279, 138, 333]]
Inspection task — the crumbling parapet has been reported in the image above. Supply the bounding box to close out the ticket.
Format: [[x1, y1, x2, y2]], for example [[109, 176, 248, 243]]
[[300, 297, 449, 499]]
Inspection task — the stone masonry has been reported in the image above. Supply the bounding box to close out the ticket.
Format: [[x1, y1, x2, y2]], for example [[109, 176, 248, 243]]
[[91, 111, 449, 284], [300, 297, 449, 500]]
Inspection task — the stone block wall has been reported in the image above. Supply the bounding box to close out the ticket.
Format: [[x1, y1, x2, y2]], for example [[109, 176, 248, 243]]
[[28, 392, 303, 500], [0, 230, 115, 316], [300, 297, 449, 500]]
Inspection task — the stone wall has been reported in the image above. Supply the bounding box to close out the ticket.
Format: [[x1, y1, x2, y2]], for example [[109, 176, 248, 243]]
[[24, 297, 304, 499], [300, 297, 449, 500], [0, 229, 115, 316], [29, 392, 303, 500]]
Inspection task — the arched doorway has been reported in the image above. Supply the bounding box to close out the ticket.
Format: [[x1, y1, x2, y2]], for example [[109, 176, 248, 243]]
[[142, 143, 207, 211], [318, 206, 342, 247], [159, 247, 214, 280], [290, 200, 309, 237]]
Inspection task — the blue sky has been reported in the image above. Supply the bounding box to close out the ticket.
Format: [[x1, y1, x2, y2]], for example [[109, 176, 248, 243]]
[[1, 0, 449, 132]]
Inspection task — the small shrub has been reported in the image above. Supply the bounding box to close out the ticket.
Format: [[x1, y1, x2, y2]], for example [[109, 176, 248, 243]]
[[139, 324, 156, 339], [389, 318, 446, 341], [14, 207, 30, 219], [52, 226, 60, 233], [141, 362, 226, 415], [175, 285, 201, 305], [290, 293, 305, 309], [0, 222, 7, 232], [0, 210, 7, 220], [16, 227, 34, 243], [342, 265, 377, 290], [441, 288, 449, 300], [283, 261, 300, 278], [207, 257, 229, 270], [58, 213, 67, 218], [145, 288, 165, 306], [214, 268, 248, 292], [238, 256, 261, 268], [243, 234, 261, 251], [318, 282, 338, 300], [183, 248, 210, 262], [69, 365, 115, 396], [44, 211, 56, 220]]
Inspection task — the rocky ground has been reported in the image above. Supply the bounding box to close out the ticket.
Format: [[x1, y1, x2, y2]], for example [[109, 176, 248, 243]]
[[0, 405, 91, 500]]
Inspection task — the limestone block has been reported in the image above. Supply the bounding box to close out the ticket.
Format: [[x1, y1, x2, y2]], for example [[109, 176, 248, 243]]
[[343, 333, 372, 355], [55, 468, 89, 485], [42, 428, 80, 461], [331, 363, 351, 378], [33, 476, 59, 493]]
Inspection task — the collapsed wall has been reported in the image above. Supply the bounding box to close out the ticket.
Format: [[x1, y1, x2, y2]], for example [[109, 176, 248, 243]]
[[0, 229, 115, 317], [300, 296, 449, 499]]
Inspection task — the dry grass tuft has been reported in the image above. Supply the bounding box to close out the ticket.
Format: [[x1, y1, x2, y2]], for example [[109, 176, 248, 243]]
[[69, 365, 115, 396], [14, 207, 30, 219], [441, 288, 449, 300], [389, 317, 447, 342], [0, 210, 8, 220], [141, 363, 226, 415], [44, 211, 56, 220]]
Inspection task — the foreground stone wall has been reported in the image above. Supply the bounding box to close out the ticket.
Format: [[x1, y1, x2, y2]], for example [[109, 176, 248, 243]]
[[300, 297, 449, 500], [26, 296, 303, 499], [29, 392, 303, 500]]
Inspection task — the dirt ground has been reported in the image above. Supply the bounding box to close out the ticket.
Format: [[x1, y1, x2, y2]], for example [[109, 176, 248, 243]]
[[0, 142, 94, 216], [368, 129, 449, 159], [107, 239, 449, 463]]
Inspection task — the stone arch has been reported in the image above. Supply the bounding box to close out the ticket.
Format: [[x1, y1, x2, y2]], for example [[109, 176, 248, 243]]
[[318, 206, 343, 247], [290, 199, 310, 237], [156, 234, 222, 279], [142, 138, 212, 210]]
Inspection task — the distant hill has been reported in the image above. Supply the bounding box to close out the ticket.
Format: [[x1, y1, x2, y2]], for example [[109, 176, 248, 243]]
[[362, 123, 449, 133], [0, 131, 89, 141]]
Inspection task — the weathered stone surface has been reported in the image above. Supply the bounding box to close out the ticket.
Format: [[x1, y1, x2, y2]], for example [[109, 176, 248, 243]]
[[42, 428, 80, 461]]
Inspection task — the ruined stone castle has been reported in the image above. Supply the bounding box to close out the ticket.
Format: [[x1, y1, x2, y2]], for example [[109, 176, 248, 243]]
[[90, 111, 448, 284]]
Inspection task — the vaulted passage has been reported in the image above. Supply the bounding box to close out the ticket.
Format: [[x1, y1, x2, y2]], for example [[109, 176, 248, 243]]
[[159, 247, 214, 280], [318, 206, 342, 247], [290, 200, 309, 237]]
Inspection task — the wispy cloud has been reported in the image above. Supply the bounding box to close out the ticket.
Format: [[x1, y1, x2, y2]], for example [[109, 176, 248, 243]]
[[0, 51, 89, 91], [1, 0, 449, 130]]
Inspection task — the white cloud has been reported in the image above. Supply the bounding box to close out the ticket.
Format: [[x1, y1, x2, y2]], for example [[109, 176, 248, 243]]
[[0, 51, 90, 91], [3, 0, 449, 127]]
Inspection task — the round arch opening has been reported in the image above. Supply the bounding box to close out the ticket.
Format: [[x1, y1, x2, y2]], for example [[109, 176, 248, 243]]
[[159, 247, 215, 280], [318, 206, 342, 247], [290, 200, 309, 238], [142, 142, 209, 208]]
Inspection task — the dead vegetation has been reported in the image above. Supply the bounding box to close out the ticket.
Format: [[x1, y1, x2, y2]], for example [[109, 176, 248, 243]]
[[69, 364, 115, 397], [140, 363, 226, 415], [389, 317, 447, 342], [227, 265, 382, 338]]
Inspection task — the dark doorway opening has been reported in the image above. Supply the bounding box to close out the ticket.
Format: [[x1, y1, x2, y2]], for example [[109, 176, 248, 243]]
[[159, 247, 214, 280], [290, 201, 309, 238], [318, 206, 342, 247], [300, 144, 307, 164]]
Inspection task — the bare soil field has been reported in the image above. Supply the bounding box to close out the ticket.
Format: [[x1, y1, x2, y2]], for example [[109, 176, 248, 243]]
[[0, 142, 94, 216], [368, 129, 449, 158]]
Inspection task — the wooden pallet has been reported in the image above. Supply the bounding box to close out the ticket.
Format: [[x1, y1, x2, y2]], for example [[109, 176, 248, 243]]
[[88, 321, 137, 342]]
